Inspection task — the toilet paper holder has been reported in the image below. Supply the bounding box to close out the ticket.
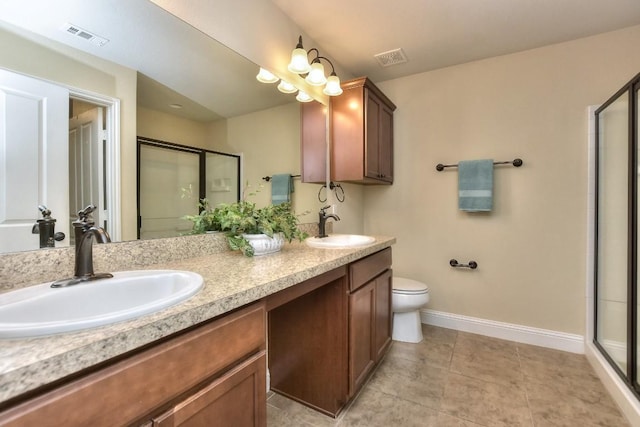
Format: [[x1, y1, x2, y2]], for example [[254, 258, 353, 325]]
[[449, 259, 478, 269]]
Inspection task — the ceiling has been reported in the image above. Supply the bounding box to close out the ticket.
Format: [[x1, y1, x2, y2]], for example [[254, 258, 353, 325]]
[[271, 0, 640, 82]]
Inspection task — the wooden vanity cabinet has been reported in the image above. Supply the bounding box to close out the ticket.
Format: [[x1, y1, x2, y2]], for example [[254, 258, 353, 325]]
[[301, 77, 396, 185], [300, 100, 327, 184], [348, 248, 393, 396], [0, 302, 267, 427], [267, 248, 393, 417]]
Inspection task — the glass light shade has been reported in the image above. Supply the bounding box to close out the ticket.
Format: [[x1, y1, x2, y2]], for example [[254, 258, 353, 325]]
[[296, 90, 313, 103], [323, 75, 343, 96], [277, 80, 297, 94], [256, 67, 278, 84], [305, 62, 327, 86], [288, 48, 311, 74]]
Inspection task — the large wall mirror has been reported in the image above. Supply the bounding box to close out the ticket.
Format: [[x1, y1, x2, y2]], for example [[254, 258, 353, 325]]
[[0, 0, 324, 254]]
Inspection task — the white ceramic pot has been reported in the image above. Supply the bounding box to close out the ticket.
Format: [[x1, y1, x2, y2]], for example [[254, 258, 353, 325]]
[[242, 233, 285, 256]]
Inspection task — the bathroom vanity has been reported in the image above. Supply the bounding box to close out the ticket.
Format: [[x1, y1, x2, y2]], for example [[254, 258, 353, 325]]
[[0, 235, 394, 426], [268, 247, 392, 416]]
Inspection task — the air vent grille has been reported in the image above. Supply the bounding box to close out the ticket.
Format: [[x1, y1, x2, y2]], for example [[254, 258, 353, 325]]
[[374, 48, 408, 67], [60, 23, 109, 47]]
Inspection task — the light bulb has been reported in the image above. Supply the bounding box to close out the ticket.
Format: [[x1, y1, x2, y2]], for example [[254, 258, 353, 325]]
[[256, 67, 278, 84], [277, 80, 297, 94], [323, 75, 343, 96], [288, 48, 311, 74], [305, 62, 327, 86], [296, 90, 313, 103]]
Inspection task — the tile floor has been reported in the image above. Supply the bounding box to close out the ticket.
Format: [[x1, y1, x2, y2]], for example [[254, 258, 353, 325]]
[[267, 324, 630, 426]]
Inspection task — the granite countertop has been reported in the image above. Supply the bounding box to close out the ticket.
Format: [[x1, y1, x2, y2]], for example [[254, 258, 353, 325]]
[[0, 236, 395, 403]]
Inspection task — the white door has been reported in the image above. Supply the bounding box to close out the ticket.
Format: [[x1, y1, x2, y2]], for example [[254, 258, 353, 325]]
[[0, 68, 69, 252], [69, 107, 105, 244]]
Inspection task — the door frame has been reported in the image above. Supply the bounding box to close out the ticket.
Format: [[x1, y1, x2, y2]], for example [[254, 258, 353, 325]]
[[69, 87, 121, 242], [593, 71, 640, 398]]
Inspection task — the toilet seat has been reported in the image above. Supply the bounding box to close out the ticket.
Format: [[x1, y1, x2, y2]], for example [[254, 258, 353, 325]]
[[393, 277, 429, 295]]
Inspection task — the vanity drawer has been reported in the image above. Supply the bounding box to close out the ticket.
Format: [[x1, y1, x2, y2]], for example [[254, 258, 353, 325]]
[[0, 301, 266, 427], [349, 248, 392, 292]]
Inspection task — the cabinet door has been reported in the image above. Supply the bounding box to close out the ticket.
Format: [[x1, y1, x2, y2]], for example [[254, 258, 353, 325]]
[[365, 91, 382, 181], [365, 91, 393, 183], [349, 281, 375, 396], [300, 101, 327, 184], [378, 103, 394, 182], [374, 270, 392, 361], [152, 351, 266, 427]]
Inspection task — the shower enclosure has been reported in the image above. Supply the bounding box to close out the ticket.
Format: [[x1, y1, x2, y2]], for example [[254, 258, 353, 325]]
[[137, 137, 241, 240], [595, 72, 640, 396]]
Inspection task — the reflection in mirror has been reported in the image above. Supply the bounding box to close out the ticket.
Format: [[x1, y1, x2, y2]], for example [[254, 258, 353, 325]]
[[0, 0, 323, 254], [137, 137, 240, 240]]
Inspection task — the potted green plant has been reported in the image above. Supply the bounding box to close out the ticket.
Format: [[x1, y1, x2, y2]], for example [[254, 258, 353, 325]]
[[183, 187, 308, 257]]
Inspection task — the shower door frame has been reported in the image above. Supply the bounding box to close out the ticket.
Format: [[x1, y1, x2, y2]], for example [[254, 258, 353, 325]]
[[136, 136, 241, 239], [594, 72, 640, 396]]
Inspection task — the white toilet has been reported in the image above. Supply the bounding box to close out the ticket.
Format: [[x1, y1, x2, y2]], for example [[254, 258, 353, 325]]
[[392, 277, 430, 343]]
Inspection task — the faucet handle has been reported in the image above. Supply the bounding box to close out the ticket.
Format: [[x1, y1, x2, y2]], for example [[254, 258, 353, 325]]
[[77, 205, 97, 222], [37, 205, 51, 219], [320, 205, 331, 213]]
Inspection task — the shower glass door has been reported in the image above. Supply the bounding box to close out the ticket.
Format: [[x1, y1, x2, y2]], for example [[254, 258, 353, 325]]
[[138, 143, 201, 240], [595, 73, 640, 396], [137, 138, 241, 240], [595, 90, 629, 375]]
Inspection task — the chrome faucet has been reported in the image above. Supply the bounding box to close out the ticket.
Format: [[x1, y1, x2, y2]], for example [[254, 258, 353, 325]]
[[318, 205, 340, 238], [51, 205, 113, 288]]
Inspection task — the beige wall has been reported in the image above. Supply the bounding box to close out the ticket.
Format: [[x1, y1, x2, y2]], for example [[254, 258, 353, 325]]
[[221, 101, 324, 220], [137, 106, 213, 149], [356, 25, 640, 335]]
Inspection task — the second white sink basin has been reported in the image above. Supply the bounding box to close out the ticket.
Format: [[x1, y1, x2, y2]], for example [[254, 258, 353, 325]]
[[305, 234, 376, 249], [0, 270, 203, 339]]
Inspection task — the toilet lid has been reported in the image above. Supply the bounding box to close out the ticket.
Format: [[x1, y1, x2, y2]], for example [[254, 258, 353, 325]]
[[393, 277, 429, 295]]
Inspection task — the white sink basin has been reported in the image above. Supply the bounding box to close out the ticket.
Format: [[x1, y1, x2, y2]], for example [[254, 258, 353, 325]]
[[0, 270, 203, 339], [305, 234, 376, 249]]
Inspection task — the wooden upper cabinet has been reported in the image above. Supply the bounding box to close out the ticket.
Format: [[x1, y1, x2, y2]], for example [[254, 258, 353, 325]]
[[300, 100, 328, 184], [301, 77, 396, 185]]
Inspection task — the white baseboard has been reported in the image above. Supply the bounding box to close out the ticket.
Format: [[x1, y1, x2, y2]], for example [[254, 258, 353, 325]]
[[420, 309, 584, 354]]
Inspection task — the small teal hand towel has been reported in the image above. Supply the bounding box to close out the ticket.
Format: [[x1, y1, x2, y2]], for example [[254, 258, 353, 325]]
[[458, 159, 494, 212], [271, 174, 293, 205]]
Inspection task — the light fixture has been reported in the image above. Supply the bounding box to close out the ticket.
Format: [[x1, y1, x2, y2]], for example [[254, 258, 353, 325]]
[[323, 74, 343, 96], [287, 35, 343, 97], [305, 61, 327, 86], [296, 90, 313, 103], [287, 36, 312, 74], [256, 67, 279, 83], [255, 36, 343, 103], [277, 80, 297, 94]]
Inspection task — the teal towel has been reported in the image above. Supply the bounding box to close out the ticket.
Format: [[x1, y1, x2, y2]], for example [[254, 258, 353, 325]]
[[271, 174, 293, 205], [458, 159, 494, 212]]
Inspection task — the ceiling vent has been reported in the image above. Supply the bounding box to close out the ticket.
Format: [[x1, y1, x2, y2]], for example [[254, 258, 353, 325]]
[[374, 48, 408, 67], [60, 23, 109, 47]]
